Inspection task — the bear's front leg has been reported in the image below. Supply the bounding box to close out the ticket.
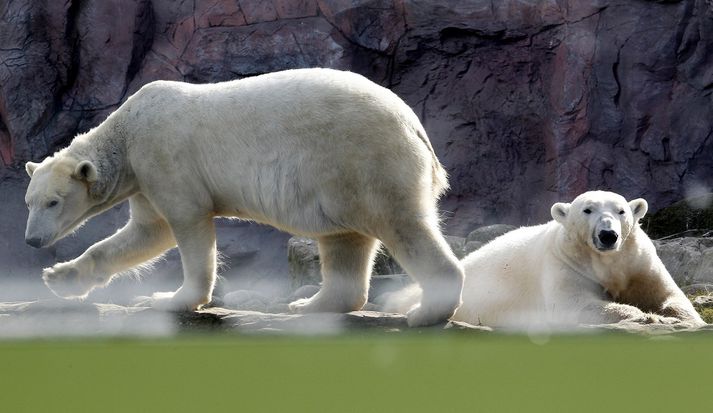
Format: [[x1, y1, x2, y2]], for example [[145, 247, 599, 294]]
[[42, 257, 101, 299], [43, 218, 174, 299], [541, 264, 681, 327], [619, 260, 706, 328], [586, 301, 682, 325], [43, 195, 176, 300], [647, 263, 706, 327], [149, 217, 217, 311], [659, 295, 707, 328]]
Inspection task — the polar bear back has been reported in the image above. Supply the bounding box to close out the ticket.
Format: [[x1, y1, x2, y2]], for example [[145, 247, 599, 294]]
[[122, 68, 426, 153]]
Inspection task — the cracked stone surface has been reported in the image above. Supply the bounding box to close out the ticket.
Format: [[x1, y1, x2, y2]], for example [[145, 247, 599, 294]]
[[0, 299, 485, 337]]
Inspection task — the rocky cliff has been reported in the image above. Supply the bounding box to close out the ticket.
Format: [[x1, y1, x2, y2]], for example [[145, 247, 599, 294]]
[[3, 0, 713, 232]]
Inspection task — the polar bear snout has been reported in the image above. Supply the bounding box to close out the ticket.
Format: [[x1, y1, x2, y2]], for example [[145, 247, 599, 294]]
[[597, 230, 618, 249], [24, 213, 56, 249], [24, 215, 50, 248], [25, 236, 43, 249], [591, 214, 622, 252]]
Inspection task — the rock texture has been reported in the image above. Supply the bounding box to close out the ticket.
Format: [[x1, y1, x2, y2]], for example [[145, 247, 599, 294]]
[[0, 299, 495, 337], [3, 298, 708, 338], [654, 237, 713, 286], [287, 237, 321, 288]]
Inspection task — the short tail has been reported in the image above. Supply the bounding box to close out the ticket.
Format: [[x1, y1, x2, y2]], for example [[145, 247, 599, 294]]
[[416, 128, 449, 199], [380, 284, 423, 314]]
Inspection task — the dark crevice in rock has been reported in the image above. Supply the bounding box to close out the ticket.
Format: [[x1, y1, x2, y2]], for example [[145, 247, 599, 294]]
[[124, 0, 155, 99], [565, 6, 608, 26], [674, 0, 696, 61], [419, 82, 436, 129], [612, 46, 622, 106], [690, 129, 713, 160], [662, 137, 672, 162], [61, 0, 82, 103], [0, 115, 11, 166], [634, 115, 651, 148], [40, 0, 83, 153], [438, 26, 527, 45]]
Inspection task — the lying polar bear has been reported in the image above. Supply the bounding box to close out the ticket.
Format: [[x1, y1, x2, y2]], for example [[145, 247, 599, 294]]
[[23, 68, 464, 327], [385, 191, 704, 330]]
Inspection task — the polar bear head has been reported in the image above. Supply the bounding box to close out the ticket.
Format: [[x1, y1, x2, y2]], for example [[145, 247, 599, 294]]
[[550, 191, 647, 253], [24, 156, 100, 248]]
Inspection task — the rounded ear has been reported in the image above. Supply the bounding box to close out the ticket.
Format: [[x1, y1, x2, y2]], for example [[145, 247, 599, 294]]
[[551, 202, 570, 224], [629, 198, 648, 221], [25, 161, 39, 177], [74, 160, 98, 183]]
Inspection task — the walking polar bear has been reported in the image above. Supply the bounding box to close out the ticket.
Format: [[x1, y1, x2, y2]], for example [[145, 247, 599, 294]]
[[23, 68, 464, 327], [386, 191, 704, 330]]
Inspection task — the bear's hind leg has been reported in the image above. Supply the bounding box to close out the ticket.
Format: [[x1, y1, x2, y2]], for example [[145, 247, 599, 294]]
[[378, 218, 464, 327], [289, 232, 379, 314]]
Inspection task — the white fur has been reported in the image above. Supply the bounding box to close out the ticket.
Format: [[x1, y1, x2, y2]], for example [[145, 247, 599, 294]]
[[385, 191, 704, 331], [24, 68, 464, 326]]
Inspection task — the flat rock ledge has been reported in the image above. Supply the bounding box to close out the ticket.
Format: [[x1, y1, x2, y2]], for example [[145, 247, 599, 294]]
[[0, 300, 491, 338], [0, 300, 707, 338]]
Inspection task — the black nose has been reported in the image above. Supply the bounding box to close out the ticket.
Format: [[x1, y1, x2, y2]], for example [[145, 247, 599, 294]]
[[598, 230, 618, 247], [26, 237, 42, 248]]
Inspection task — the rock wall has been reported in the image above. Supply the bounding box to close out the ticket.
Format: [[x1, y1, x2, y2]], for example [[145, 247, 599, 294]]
[[2, 0, 713, 236]]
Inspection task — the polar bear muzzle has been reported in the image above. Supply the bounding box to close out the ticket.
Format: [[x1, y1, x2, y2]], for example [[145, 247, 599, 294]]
[[595, 229, 619, 250], [591, 212, 623, 252]]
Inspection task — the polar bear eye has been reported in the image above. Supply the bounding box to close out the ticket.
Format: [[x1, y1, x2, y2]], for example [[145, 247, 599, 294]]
[[47, 200, 59, 208], [618, 210, 625, 215], [583, 208, 592, 214]]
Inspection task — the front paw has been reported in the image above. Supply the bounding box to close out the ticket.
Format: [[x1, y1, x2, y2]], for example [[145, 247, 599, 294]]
[[630, 314, 681, 325], [42, 262, 98, 299]]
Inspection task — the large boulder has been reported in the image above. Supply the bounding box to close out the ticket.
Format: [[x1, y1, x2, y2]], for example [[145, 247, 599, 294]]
[[654, 237, 713, 286], [464, 224, 518, 254], [287, 237, 321, 288]]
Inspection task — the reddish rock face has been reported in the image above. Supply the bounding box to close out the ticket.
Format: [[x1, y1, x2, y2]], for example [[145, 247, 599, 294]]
[[2, 0, 713, 233]]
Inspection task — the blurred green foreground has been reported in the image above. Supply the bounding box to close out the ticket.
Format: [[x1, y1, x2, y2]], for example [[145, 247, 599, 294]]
[[1, 333, 709, 412]]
